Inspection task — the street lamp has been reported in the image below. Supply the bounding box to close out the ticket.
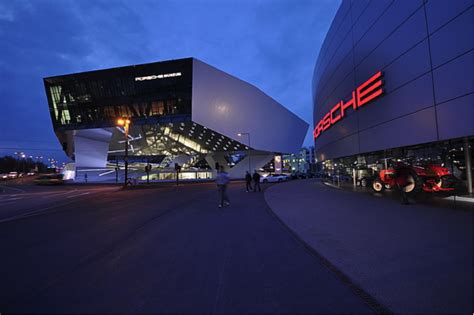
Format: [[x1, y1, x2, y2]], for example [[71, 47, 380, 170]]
[[238, 132, 251, 173], [20, 152, 26, 173], [117, 118, 131, 186], [14, 152, 19, 172]]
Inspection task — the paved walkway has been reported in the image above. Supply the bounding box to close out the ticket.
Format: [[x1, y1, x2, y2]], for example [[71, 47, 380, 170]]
[[265, 179, 473, 314], [1, 182, 372, 313]]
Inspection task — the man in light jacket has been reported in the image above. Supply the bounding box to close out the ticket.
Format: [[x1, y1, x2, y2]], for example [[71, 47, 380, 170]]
[[216, 166, 230, 208]]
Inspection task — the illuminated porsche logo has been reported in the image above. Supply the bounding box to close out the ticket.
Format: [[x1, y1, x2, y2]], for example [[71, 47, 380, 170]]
[[313, 71, 384, 140]]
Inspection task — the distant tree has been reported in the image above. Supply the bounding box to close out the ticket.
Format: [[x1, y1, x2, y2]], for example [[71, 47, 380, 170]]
[[0, 155, 48, 173], [0, 156, 16, 173]]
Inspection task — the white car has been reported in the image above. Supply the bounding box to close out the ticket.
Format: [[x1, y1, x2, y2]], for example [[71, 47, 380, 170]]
[[260, 174, 289, 183]]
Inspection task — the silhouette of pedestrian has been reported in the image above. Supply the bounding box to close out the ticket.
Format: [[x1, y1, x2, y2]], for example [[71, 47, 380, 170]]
[[216, 166, 230, 208], [252, 170, 261, 192], [84, 173, 88, 183], [245, 171, 253, 192], [395, 167, 410, 205]]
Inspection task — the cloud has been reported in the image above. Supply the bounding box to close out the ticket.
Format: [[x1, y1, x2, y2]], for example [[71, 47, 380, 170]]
[[0, 0, 340, 159]]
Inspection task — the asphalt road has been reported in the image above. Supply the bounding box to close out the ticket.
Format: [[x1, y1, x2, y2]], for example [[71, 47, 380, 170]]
[[0, 182, 373, 313], [0, 185, 119, 223]]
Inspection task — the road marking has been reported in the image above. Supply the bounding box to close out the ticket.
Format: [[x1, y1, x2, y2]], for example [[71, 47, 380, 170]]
[[42, 190, 78, 198], [0, 192, 103, 224], [66, 192, 91, 198], [0, 187, 116, 223], [1, 197, 23, 202], [213, 243, 231, 314], [0, 186, 26, 193], [0, 186, 117, 198]]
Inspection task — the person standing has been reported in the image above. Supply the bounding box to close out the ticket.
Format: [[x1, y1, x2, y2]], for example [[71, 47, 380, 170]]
[[395, 167, 410, 205], [252, 170, 261, 192], [216, 166, 230, 208], [245, 171, 253, 192]]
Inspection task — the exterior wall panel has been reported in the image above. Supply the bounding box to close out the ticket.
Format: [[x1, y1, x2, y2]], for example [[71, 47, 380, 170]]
[[316, 113, 359, 150], [316, 1, 351, 73], [354, 7, 427, 87], [313, 0, 473, 160], [318, 49, 354, 107], [358, 73, 434, 130], [381, 39, 431, 93], [359, 107, 438, 153], [425, 0, 472, 33], [432, 50, 473, 104], [436, 93, 474, 141], [352, 0, 392, 44], [318, 133, 359, 161], [429, 7, 473, 68], [350, 0, 370, 24], [353, 1, 422, 65], [320, 66, 355, 114]]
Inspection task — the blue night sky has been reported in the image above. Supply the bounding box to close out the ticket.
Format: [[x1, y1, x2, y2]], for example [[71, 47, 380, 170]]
[[0, 0, 340, 162]]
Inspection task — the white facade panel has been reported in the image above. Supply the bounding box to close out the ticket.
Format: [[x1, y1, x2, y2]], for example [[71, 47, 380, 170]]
[[74, 128, 113, 168], [192, 59, 308, 154]]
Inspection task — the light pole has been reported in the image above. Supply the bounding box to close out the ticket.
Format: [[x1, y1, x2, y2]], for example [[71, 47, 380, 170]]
[[117, 118, 131, 186], [238, 132, 251, 174], [20, 152, 26, 174], [14, 152, 19, 172]]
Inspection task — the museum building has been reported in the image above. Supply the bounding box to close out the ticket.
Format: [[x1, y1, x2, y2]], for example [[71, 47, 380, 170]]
[[44, 58, 308, 180], [312, 0, 473, 192]]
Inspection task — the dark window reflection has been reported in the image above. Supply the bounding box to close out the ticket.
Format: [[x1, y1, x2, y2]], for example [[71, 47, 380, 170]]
[[45, 59, 192, 129]]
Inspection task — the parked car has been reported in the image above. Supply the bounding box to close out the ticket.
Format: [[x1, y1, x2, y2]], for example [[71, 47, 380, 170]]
[[260, 174, 289, 183], [0, 173, 9, 180], [8, 172, 19, 179], [34, 174, 64, 185]]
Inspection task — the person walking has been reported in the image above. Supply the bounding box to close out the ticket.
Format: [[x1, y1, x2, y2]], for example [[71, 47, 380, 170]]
[[252, 170, 261, 192], [245, 171, 253, 192], [216, 166, 230, 208], [395, 167, 410, 205]]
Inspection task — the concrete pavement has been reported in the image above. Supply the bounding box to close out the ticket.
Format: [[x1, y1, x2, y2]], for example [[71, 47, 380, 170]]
[[265, 179, 473, 314], [0, 182, 373, 313]]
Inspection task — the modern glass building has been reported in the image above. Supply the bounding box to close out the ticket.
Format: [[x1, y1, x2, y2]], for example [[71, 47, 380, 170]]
[[312, 0, 473, 193], [44, 58, 308, 180]]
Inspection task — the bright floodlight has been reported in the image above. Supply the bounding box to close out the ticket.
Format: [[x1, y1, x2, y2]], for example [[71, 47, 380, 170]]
[[117, 118, 131, 126]]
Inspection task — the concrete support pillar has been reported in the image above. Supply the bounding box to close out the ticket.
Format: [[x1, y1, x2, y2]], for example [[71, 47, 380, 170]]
[[353, 168, 357, 187], [205, 152, 273, 179], [74, 128, 113, 168], [463, 137, 472, 194]]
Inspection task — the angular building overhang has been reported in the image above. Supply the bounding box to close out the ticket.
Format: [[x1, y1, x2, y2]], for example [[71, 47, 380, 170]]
[[43, 57, 308, 171], [192, 59, 308, 154]]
